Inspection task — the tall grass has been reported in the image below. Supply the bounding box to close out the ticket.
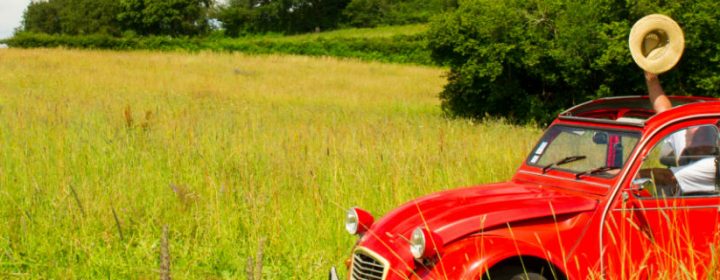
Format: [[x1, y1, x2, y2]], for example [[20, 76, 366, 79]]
[[603, 197, 720, 280], [0, 48, 540, 278]]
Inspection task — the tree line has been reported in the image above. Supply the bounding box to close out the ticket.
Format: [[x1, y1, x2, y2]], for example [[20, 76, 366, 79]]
[[21, 0, 456, 37], [426, 0, 720, 124]]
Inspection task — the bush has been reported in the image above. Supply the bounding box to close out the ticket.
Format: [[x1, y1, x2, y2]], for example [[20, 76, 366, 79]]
[[428, 0, 720, 124], [2, 32, 432, 65]]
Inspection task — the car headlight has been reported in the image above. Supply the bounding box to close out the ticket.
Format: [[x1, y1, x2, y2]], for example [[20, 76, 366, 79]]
[[345, 207, 374, 235], [410, 227, 444, 259], [410, 227, 426, 259]]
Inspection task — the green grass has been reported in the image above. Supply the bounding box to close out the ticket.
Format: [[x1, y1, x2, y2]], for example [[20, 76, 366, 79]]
[[265, 24, 428, 40], [0, 48, 540, 278]]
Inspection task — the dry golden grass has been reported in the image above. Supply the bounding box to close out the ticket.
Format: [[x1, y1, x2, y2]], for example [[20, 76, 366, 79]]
[[0, 48, 540, 278]]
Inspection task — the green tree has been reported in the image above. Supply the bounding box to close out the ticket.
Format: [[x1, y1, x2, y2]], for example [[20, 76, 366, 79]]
[[343, 0, 389, 27], [216, 0, 350, 34], [343, 0, 454, 27], [117, 0, 213, 36], [22, 0, 120, 35], [290, 0, 352, 33], [427, 0, 720, 124], [215, 0, 257, 36], [58, 0, 122, 35], [22, 1, 62, 34]]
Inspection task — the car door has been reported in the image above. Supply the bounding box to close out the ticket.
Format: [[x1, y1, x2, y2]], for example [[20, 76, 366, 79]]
[[603, 119, 720, 279]]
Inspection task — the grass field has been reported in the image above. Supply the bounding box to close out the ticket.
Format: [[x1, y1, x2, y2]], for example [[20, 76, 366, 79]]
[[0, 48, 540, 278]]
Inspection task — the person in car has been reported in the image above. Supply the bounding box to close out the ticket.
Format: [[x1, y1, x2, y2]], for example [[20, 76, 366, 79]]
[[645, 71, 719, 194]]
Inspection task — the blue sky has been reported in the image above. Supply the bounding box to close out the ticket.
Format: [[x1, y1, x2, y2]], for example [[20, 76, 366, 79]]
[[1, 0, 31, 39]]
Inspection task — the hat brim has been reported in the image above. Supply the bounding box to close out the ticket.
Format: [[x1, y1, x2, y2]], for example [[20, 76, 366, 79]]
[[629, 14, 685, 74]]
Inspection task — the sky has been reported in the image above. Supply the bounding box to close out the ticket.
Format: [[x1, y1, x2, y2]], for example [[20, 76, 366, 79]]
[[0, 0, 32, 39]]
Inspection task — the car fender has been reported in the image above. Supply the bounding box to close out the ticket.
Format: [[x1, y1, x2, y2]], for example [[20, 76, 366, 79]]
[[410, 235, 569, 280]]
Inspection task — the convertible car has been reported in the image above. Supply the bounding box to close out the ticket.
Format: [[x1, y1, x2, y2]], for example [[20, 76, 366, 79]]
[[332, 96, 720, 280]]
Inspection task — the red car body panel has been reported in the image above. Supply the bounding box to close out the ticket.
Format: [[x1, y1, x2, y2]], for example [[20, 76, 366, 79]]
[[344, 97, 720, 280], [356, 182, 599, 279]]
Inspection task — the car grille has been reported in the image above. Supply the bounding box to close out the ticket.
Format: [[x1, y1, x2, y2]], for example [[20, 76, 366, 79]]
[[351, 250, 386, 280]]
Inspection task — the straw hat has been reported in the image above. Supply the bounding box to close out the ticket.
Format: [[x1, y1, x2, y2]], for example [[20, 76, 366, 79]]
[[629, 14, 685, 74]]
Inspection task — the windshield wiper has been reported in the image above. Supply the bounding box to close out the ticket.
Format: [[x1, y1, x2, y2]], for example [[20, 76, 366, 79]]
[[574, 166, 621, 179], [542, 155, 587, 174]]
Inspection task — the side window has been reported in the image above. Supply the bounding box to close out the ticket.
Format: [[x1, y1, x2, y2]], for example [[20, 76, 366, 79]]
[[636, 124, 720, 198]]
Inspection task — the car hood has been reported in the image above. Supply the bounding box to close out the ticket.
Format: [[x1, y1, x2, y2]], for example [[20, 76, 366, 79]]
[[356, 181, 598, 269]]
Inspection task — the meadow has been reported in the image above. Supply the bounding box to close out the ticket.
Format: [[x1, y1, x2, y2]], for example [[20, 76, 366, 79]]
[[0, 48, 540, 278]]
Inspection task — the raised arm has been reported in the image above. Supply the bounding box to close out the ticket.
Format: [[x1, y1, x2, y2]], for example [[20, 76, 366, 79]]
[[644, 71, 672, 113]]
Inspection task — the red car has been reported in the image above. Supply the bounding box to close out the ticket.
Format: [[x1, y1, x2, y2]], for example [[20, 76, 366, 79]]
[[332, 96, 720, 280]]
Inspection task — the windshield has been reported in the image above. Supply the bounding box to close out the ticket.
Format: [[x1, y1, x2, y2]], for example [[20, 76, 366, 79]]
[[527, 125, 641, 177]]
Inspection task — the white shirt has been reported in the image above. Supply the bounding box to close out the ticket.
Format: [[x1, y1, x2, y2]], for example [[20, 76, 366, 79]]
[[661, 130, 687, 164], [671, 157, 716, 193]]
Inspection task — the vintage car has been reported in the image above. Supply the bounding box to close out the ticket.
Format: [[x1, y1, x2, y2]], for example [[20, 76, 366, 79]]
[[332, 96, 720, 280]]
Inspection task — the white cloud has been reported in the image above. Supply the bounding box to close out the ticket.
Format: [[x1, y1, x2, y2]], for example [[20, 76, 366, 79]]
[[0, 0, 32, 39]]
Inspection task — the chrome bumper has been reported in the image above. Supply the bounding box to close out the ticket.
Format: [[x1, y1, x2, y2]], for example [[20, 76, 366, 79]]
[[329, 266, 340, 280]]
